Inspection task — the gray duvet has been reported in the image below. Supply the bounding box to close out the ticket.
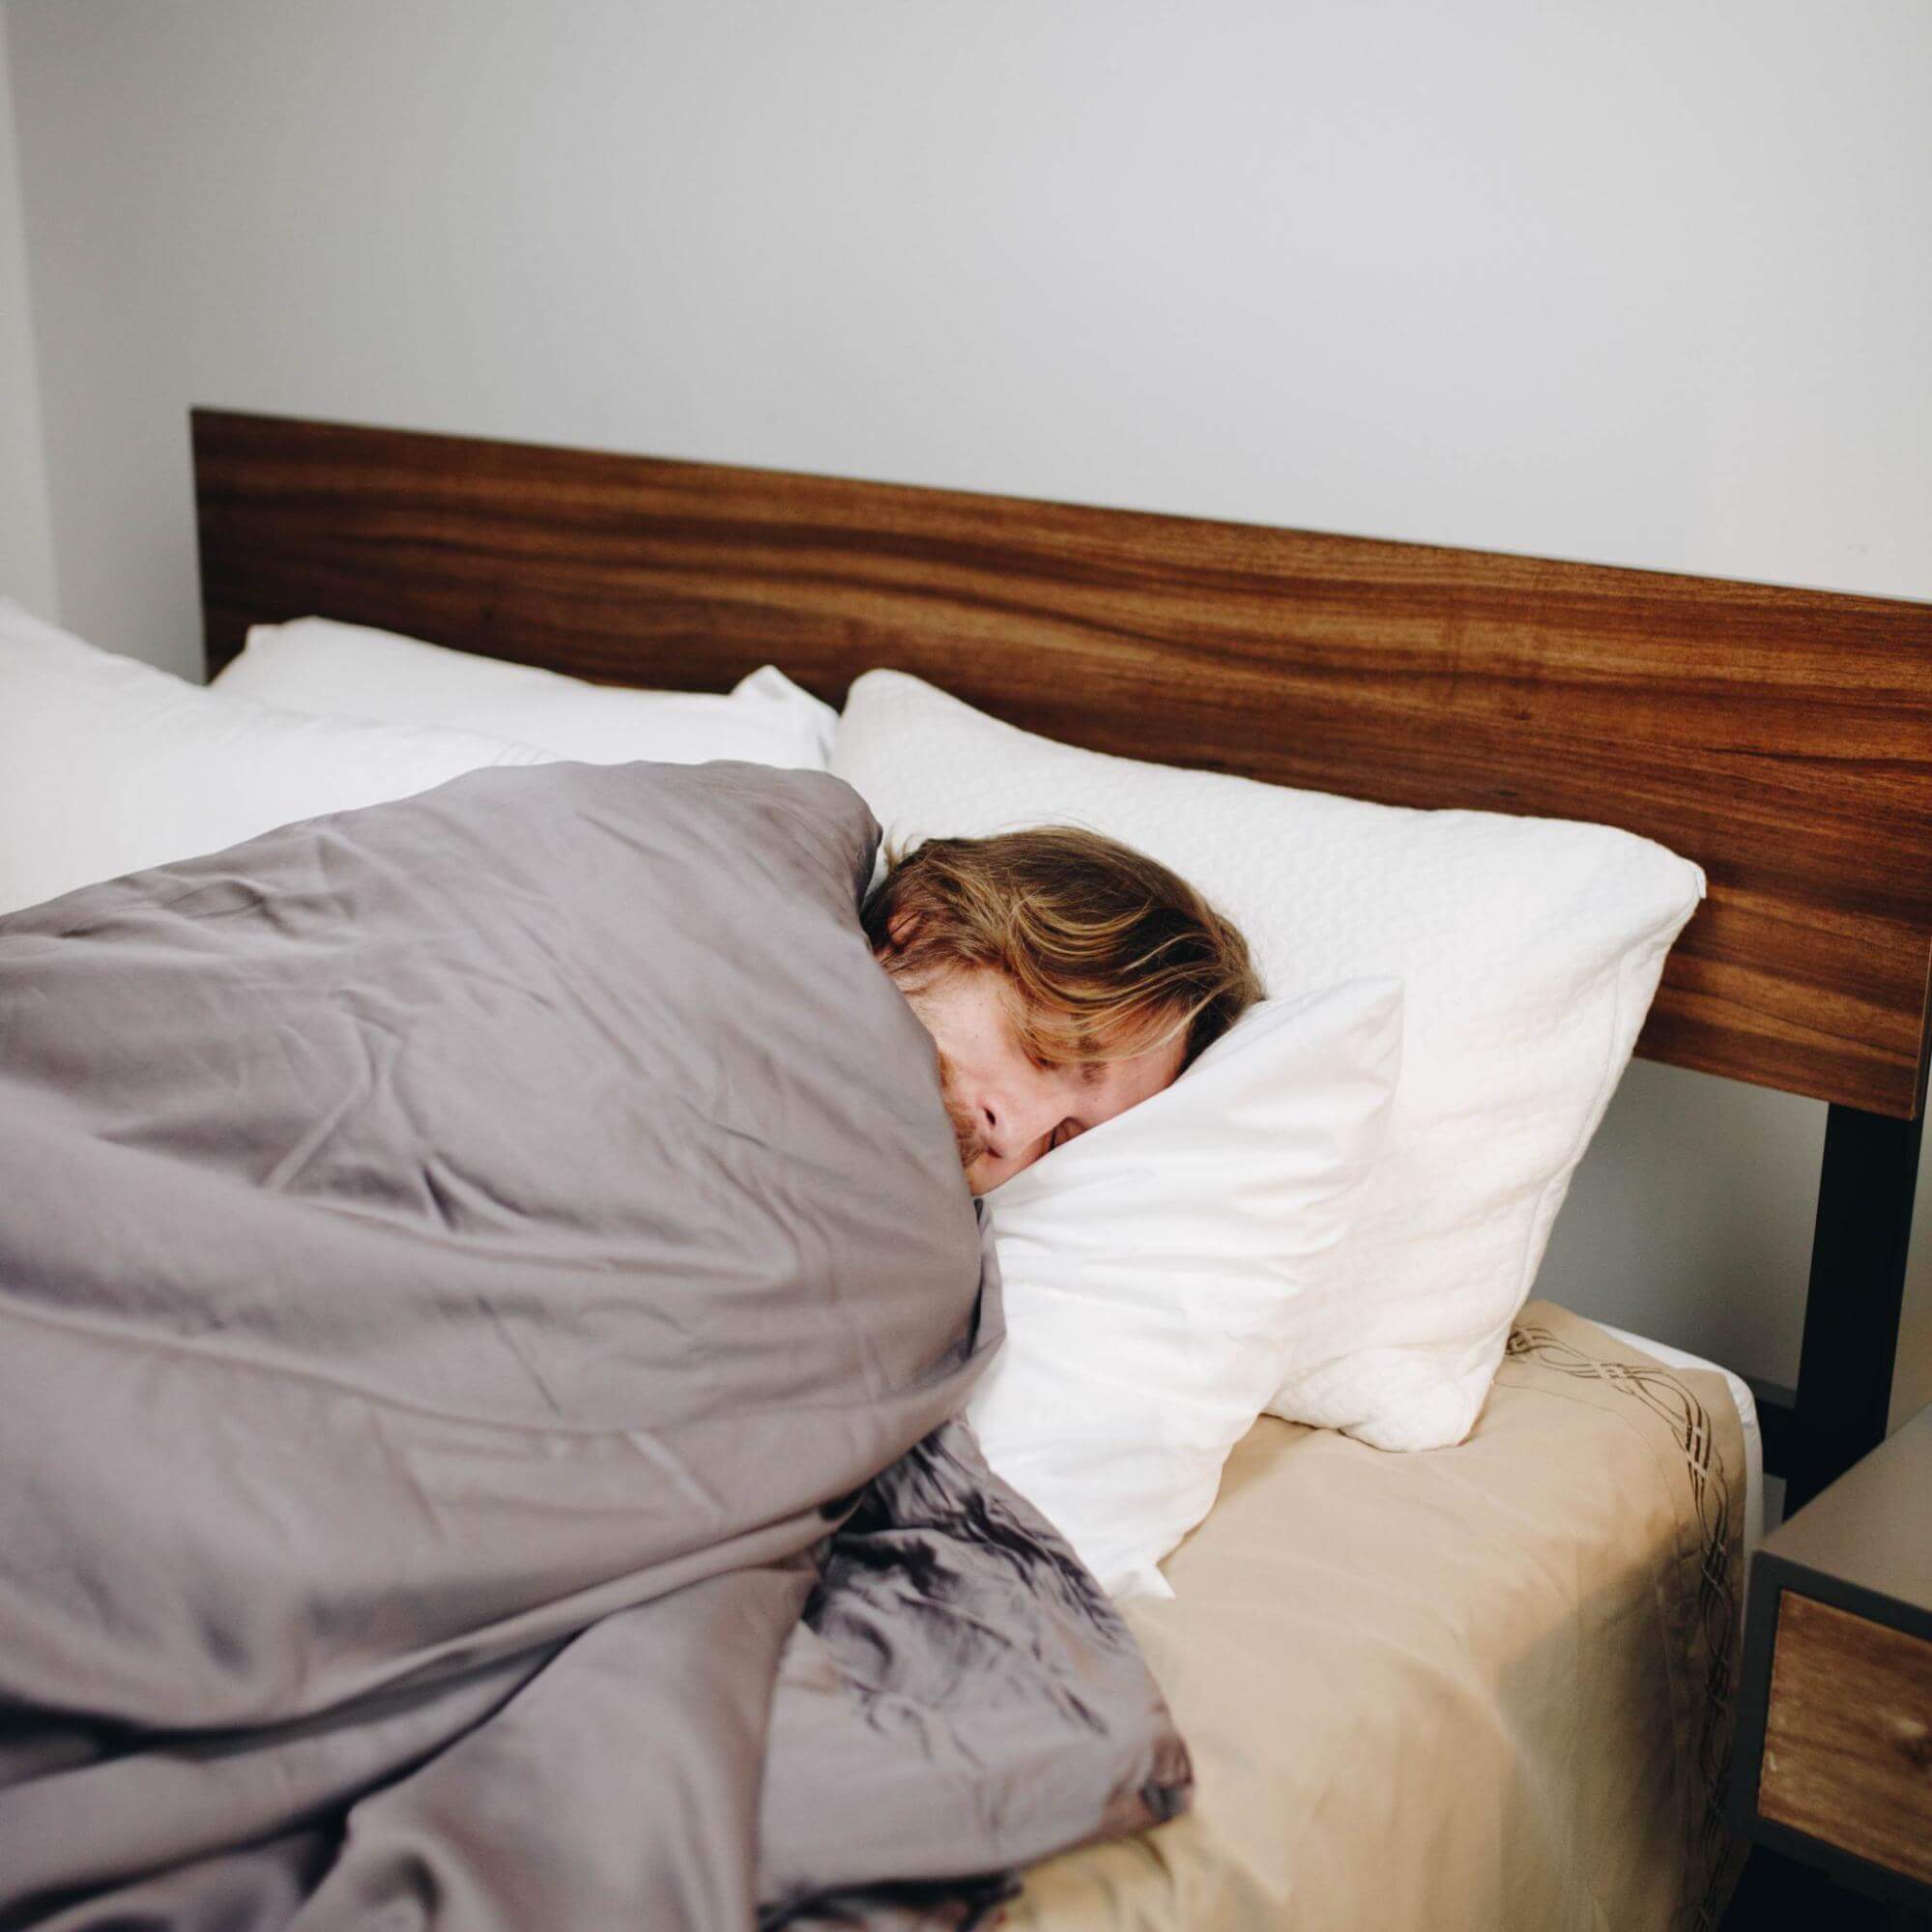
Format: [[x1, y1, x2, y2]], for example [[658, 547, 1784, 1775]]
[[0, 760, 1188, 1930]]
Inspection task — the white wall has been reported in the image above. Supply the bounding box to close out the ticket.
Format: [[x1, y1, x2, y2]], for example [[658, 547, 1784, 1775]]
[[8, 0, 1931, 1427], [0, 6, 55, 619]]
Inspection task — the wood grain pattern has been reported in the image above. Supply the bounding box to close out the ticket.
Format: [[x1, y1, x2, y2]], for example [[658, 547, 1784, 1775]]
[[1759, 1591, 1932, 1884], [191, 408, 1932, 1117]]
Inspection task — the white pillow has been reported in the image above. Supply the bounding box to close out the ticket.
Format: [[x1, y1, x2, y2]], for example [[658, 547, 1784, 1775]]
[[214, 616, 837, 770], [971, 978, 1401, 1600], [0, 601, 551, 917], [833, 670, 1706, 1454]]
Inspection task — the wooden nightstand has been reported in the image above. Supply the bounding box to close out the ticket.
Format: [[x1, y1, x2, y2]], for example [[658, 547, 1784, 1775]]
[[1732, 1400, 1932, 1917]]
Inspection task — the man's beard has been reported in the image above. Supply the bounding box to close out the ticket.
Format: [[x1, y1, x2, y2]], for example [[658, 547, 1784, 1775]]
[[935, 1049, 987, 1173], [900, 978, 985, 1175]]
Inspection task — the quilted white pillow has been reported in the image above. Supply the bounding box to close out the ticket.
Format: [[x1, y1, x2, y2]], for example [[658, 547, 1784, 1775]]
[[0, 601, 551, 917], [971, 978, 1401, 1599], [834, 670, 1706, 1454], [215, 617, 837, 770]]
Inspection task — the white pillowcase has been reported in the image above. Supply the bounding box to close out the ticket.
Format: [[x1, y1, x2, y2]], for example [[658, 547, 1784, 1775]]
[[971, 978, 1401, 1600], [833, 670, 1706, 1454], [0, 601, 551, 917], [214, 616, 837, 770]]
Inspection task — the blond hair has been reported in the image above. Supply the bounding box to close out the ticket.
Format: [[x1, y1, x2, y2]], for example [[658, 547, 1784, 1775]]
[[864, 827, 1261, 1068]]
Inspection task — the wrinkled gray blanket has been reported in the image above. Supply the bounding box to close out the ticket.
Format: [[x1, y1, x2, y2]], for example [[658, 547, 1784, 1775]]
[[0, 760, 1188, 1931]]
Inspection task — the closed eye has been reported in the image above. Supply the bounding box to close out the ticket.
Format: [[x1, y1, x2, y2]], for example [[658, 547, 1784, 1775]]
[[1048, 1117, 1083, 1150]]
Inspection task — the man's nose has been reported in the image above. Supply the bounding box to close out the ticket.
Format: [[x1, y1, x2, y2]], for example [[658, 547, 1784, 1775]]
[[978, 1082, 1059, 1158]]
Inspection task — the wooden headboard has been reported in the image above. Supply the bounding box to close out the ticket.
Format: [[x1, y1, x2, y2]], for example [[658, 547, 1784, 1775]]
[[191, 407, 1932, 1122]]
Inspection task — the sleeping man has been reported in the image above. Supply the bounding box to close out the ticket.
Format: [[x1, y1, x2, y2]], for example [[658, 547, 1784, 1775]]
[[0, 764, 1243, 1929], [864, 825, 1261, 1193]]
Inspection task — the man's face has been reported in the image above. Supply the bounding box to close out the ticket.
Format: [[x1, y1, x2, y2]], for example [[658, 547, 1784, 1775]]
[[901, 967, 1186, 1194]]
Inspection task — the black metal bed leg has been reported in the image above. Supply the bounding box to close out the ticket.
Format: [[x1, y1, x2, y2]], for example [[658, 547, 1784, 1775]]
[[1785, 1103, 1924, 1514]]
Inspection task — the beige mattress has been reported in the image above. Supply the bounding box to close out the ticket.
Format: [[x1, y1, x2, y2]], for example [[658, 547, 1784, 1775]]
[[1012, 1301, 1748, 1932]]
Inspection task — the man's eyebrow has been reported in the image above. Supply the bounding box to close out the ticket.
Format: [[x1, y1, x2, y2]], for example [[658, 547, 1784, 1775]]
[[1077, 1059, 1106, 1088]]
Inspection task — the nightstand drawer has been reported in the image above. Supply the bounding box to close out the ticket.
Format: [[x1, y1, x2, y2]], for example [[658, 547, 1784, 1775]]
[[1758, 1590, 1932, 1886]]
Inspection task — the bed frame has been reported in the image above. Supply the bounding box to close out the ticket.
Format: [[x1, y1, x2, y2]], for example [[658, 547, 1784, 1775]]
[[190, 407, 1932, 1511]]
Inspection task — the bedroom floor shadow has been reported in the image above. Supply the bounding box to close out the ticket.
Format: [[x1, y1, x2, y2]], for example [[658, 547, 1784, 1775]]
[[1720, 1844, 1930, 1930]]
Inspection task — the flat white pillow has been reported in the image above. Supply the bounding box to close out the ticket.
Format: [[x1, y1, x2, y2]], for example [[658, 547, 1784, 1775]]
[[971, 978, 1401, 1600], [215, 617, 837, 770], [834, 670, 1706, 1454], [0, 601, 552, 917]]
